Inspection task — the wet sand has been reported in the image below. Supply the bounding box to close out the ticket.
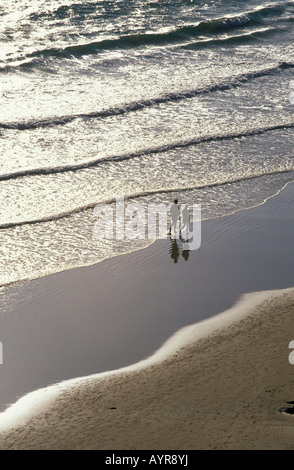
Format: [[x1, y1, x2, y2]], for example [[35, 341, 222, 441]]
[[0, 287, 293, 450], [0, 183, 293, 449]]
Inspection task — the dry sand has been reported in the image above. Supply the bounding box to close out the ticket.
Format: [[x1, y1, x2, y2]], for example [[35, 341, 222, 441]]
[[0, 287, 293, 450]]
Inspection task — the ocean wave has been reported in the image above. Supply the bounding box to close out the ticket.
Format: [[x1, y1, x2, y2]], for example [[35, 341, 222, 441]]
[[1, 168, 293, 231], [182, 27, 278, 50], [28, 0, 100, 22], [0, 2, 291, 71], [0, 26, 280, 73], [1, 121, 293, 182], [25, 0, 294, 25], [0, 61, 293, 134]]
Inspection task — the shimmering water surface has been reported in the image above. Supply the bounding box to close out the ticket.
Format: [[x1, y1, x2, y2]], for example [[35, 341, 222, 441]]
[[0, 0, 293, 285]]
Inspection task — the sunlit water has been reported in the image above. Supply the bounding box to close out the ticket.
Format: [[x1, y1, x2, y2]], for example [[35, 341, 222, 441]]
[[0, 0, 293, 284]]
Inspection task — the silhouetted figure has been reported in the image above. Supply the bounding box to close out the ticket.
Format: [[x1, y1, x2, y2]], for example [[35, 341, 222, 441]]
[[169, 238, 180, 263], [169, 199, 180, 238], [181, 204, 189, 238]]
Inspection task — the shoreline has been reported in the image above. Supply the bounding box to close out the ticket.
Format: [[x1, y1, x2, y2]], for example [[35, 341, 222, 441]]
[[0, 287, 293, 449], [0, 181, 293, 449], [0, 179, 291, 291]]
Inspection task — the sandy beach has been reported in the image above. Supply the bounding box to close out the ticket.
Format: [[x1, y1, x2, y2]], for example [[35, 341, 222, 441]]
[[0, 182, 293, 450], [0, 288, 293, 450]]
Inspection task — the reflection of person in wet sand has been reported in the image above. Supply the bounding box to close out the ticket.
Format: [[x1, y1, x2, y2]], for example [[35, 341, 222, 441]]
[[169, 199, 179, 237], [169, 238, 180, 263], [181, 241, 190, 261]]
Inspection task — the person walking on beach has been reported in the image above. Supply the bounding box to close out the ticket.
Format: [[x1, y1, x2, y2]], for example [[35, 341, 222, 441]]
[[181, 203, 189, 238], [169, 199, 180, 237]]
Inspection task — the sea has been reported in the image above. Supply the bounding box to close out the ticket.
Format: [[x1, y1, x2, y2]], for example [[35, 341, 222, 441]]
[[0, 0, 293, 413], [0, 0, 293, 286]]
